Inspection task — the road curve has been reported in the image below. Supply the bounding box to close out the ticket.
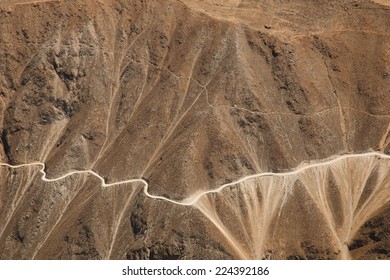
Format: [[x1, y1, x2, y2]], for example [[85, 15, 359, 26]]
[[0, 151, 389, 207]]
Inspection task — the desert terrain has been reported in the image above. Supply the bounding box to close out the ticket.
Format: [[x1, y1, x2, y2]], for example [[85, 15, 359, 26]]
[[0, 0, 389, 259]]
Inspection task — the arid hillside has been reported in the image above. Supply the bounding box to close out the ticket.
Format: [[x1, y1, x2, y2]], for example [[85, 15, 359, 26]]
[[0, 0, 389, 259]]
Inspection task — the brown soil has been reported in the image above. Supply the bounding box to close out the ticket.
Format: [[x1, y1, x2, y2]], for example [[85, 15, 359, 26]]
[[0, 0, 389, 259]]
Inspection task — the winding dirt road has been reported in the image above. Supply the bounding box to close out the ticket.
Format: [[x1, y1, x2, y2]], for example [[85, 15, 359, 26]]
[[1, 151, 389, 207]]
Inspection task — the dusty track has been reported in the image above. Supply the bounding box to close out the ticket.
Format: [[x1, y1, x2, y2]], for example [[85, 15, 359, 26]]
[[1, 0, 390, 259], [1, 151, 389, 207]]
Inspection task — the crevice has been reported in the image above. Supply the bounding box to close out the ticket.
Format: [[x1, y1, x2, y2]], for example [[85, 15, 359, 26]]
[[1, 129, 13, 164]]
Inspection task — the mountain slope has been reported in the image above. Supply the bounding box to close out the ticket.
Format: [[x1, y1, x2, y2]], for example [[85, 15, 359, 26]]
[[0, 0, 389, 259]]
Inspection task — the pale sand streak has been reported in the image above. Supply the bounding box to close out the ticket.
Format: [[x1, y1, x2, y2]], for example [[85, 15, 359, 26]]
[[0, 151, 389, 207]]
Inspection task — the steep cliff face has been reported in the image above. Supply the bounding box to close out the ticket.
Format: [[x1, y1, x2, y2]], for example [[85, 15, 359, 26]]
[[0, 0, 389, 259]]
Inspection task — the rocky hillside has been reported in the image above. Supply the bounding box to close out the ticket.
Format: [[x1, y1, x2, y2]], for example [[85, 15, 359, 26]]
[[0, 0, 389, 259]]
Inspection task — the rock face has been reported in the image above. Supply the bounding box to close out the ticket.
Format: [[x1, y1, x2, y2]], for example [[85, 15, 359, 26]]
[[0, 0, 389, 259]]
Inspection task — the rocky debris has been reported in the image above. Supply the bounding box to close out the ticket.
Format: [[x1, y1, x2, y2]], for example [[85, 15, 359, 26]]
[[349, 205, 390, 259], [63, 225, 102, 260], [300, 242, 341, 260]]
